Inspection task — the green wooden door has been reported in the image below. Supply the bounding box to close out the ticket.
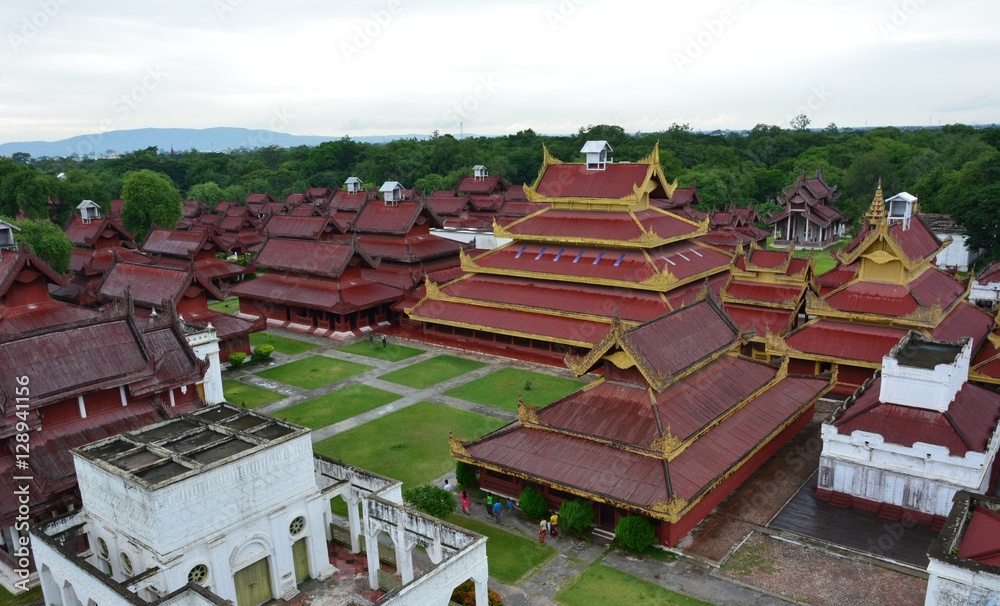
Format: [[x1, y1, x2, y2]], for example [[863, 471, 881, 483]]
[[234, 558, 272, 606], [292, 538, 309, 584]]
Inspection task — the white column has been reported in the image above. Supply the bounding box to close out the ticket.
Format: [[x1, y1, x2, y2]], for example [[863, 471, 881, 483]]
[[786, 214, 792, 241], [347, 497, 362, 554], [365, 530, 381, 591], [119, 386, 128, 407], [393, 534, 413, 585]]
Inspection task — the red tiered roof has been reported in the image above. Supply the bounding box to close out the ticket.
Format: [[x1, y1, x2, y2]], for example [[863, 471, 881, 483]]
[[785, 319, 910, 364], [439, 274, 671, 322], [254, 239, 355, 278], [505, 208, 699, 242], [535, 163, 650, 198], [724, 304, 796, 337]]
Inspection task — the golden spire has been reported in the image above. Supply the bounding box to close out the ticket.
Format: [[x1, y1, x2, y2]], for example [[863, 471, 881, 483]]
[[865, 178, 887, 227]]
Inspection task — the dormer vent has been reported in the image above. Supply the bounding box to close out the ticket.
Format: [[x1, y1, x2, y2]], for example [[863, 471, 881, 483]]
[[0, 220, 19, 250], [473, 165, 488, 181], [345, 177, 362, 195], [379, 181, 403, 206], [77, 199, 101, 224], [581, 140, 613, 170]]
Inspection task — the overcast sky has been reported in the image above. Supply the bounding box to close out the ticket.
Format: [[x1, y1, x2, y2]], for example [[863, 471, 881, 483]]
[[0, 0, 997, 144]]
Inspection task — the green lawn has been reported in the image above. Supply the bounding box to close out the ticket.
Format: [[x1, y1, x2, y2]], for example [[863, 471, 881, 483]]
[[447, 514, 555, 584], [312, 402, 506, 489], [0, 587, 42, 606], [249, 332, 320, 356], [445, 368, 584, 411], [556, 564, 711, 606], [272, 385, 401, 429], [208, 298, 241, 314], [339, 339, 424, 362], [379, 355, 486, 389], [256, 356, 372, 390], [223, 379, 285, 409]]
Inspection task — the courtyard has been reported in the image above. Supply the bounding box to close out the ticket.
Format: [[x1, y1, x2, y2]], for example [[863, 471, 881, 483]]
[[221, 327, 929, 606]]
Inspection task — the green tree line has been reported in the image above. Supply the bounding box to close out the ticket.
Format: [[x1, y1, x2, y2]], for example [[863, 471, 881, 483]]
[[3, 122, 999, 262]]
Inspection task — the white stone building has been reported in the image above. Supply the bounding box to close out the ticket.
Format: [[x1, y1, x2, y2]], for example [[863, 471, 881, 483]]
[[817, 332, 1000, 526], [926, 491, 1000, 605], [32, 404, 489, 606]]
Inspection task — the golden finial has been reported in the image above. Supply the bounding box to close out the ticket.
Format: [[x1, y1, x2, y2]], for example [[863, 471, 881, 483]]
[[866, 178, 887, 227]]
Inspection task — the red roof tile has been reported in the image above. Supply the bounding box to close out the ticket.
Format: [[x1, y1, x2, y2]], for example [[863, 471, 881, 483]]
[[265, 215, 342, 240], [254, 238, 354, 278], [909, 268, 965, 309], [408, 298, 610, 346], [100, 262, 221, 308], [932, 302, 994, 345], [958, 507, 1000, 566], [825, 281, 918, 316], [835, 378, 1000, 456], [505, 208, 699, 242], [725, 281, 804, 306], [724, 304, 796, 337], [141, 229, 208, 258], [891, 216, 942, 262], [351, 200, 426, 234], [440, 274, 671, 322], [355, 234, 462, 262], [474, 243, 658, 284], [785, 319, 910, 364], [536, 163, 651, 199], [976, 261, 1000, 285], [231, 273, 403, 314]]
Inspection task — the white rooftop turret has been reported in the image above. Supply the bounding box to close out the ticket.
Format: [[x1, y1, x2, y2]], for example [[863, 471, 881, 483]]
[[77, 199, 101, 223], [879, 331, 972, 412], [581, 140, 613, 170], [473, 165, 488, 180], [0, 219, 20, 250], [886, 191, 917, 229], [345, 176, 363, 194], [379, 181, 404, 206]]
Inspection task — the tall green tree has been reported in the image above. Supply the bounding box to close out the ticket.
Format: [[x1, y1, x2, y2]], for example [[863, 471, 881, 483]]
[[0, 217, 73, 273], [120, 169, 182, 240]]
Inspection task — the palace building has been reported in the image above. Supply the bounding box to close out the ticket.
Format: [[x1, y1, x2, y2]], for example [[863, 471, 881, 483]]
[[766, 169, 847, 249], [766, 183, 996, 395], [452, 298, 833, 546], [817, 332, 1000, 528], [406, 142, 734, 359]]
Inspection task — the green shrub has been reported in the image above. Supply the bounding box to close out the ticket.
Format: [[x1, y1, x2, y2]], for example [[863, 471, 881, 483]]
[[518, 486, 548, 520], [559, 498, 595, 534], [228, 351, 248, 370], [403, 485, 456, 519], [252, 344, 275, 361], [450, 580, 504, 606], [455, 461, 478, 488], [615, 515, 657, 553]]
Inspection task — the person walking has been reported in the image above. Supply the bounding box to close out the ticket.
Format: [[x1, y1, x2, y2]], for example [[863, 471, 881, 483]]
[[461, 490, 470, 514], [485, 494, 493, 516], [538, 519, 547, 543], [443, 479, 452, 492], [549, 512, 559, 538], [381, 334, 387, 348], [368, 332, 374, 347], [492, 500, 503, 524]]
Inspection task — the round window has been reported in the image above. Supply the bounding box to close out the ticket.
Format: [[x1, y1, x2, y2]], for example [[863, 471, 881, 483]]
[[188, 564, 209, 585], [120, 552, 133, 576], [97, 538, 109, 560], [289, 516, 306, 536]]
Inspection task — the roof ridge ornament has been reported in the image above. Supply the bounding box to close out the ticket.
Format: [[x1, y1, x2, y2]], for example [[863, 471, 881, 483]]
[[865, 178, 887, 227]]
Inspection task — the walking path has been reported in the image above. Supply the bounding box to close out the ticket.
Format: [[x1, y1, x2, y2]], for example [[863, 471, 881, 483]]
[[226, 328, 928, 605]]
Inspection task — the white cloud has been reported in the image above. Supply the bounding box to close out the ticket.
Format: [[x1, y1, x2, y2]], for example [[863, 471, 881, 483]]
[[0, 0, 998, 144]]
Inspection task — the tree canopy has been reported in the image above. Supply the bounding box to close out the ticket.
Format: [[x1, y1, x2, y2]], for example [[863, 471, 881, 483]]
[[0, 217, 73, 273], [120, 169, 182, 240]]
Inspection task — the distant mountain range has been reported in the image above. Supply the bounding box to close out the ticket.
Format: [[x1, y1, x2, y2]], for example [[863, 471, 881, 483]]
[[0, 127, 435, 158]]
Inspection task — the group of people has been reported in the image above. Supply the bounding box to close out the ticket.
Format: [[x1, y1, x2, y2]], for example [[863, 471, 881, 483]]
[[445, 478, 559, 540], [367, 332, 388, 348]]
